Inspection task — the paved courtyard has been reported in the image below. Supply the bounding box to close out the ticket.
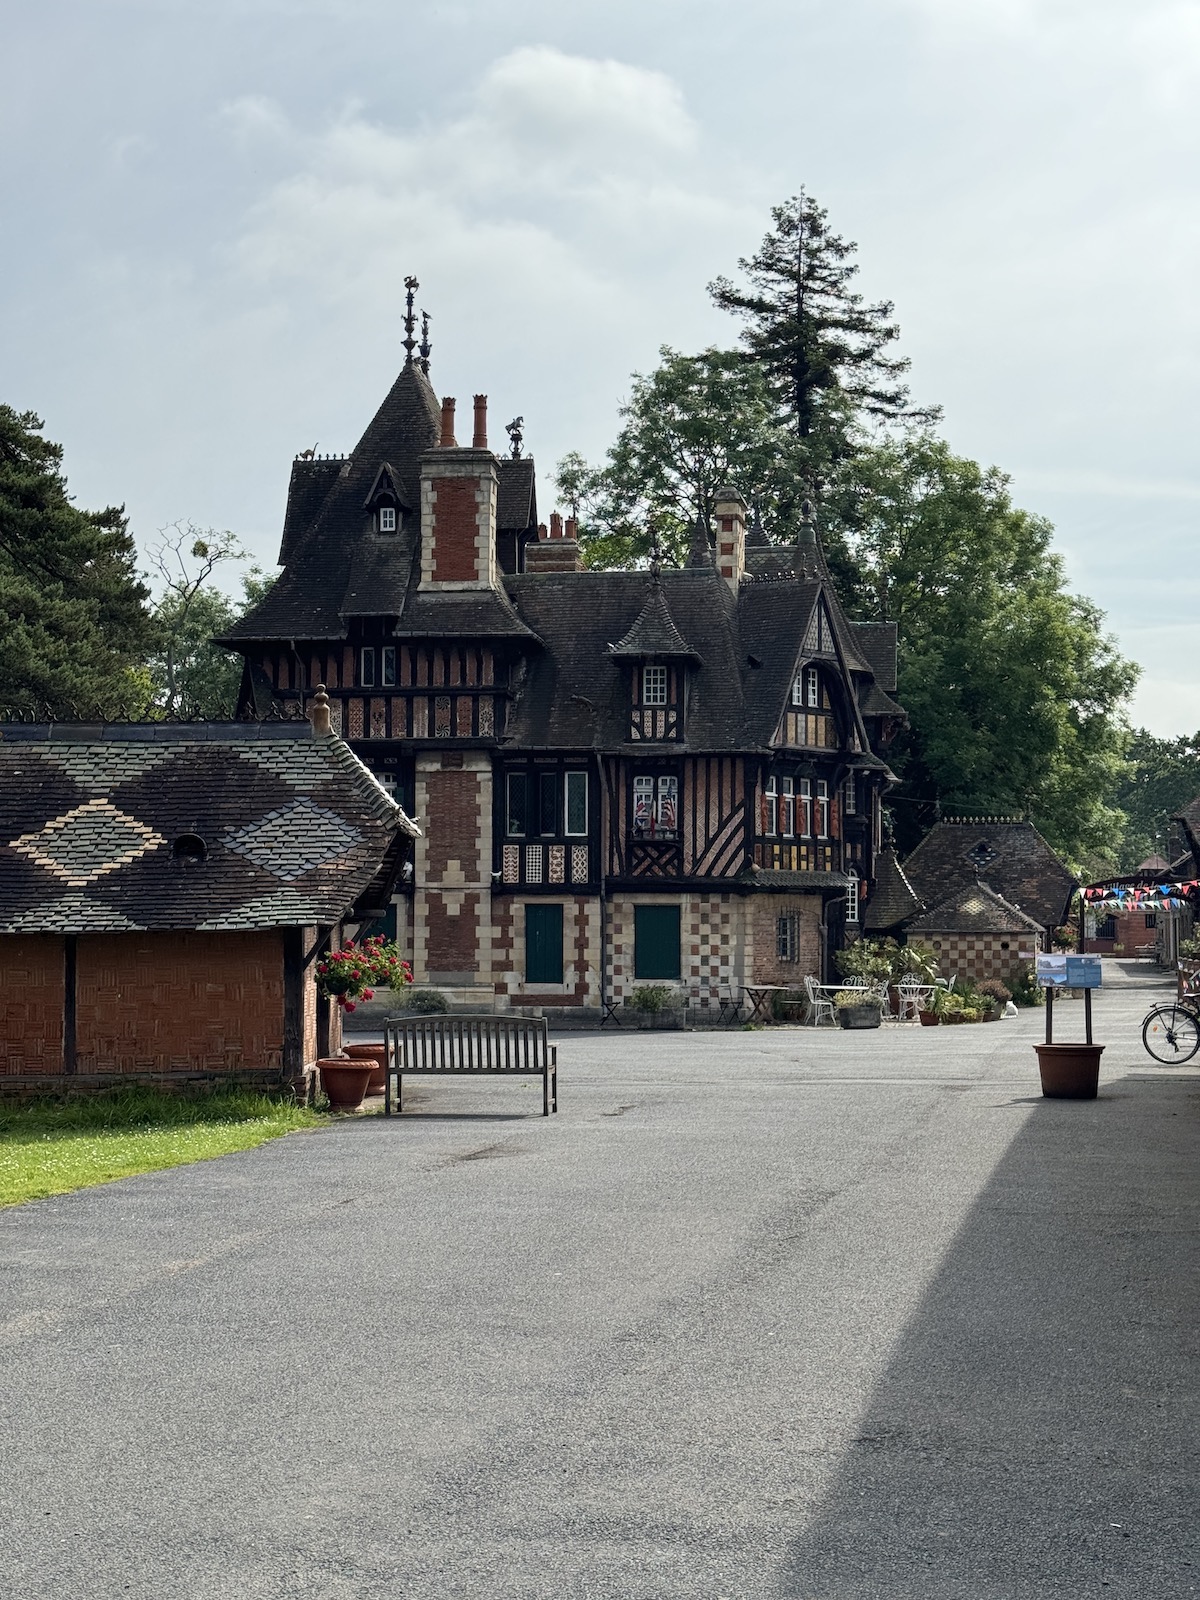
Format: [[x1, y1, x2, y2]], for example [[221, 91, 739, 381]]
[[2, 972, 1198, 1598]]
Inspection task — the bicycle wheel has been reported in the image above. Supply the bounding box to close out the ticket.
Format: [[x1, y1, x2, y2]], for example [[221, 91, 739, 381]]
[[1142, 1005, 1200, 1064]]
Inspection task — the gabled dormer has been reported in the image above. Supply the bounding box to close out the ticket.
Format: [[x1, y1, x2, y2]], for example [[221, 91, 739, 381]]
[[363, 462, 410, 534], [608, 578, 702, 743]]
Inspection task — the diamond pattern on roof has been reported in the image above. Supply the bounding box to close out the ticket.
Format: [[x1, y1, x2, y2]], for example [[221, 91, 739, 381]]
[[221, 798, 363, 881], [235, 742, 345, 788], [0, 894, 140, 933], [11, 799, 164, 887], [41, 745, 174, 792]]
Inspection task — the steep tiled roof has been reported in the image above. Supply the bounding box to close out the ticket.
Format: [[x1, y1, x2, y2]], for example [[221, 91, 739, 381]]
[[862, 845, 924, 932], [504, 568, 741, 748], [608, 581, 701, 659], [908, 880, 1045, 937], [0, 724, 418, 934], [902, 820, 1075, 933]]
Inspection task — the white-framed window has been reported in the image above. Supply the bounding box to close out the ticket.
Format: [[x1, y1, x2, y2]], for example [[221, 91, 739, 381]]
[[816, 779, 830, 839], [763, 775, 778, 837], [799, 778, 812, 838], [844, 771, 857, 815], [564, 771, 588, 836], [791, 672, 805, 706], [642, 664, 668, 706], [806, 666, 820, 708], [781, 777, 795, 839], [633, 773, 678, 837], [381, 646, 396, 687], [777, 912, 799, 962], [846, 870, 859, 924], [377, 505, 396, 532], [359, 647, 376, 688]]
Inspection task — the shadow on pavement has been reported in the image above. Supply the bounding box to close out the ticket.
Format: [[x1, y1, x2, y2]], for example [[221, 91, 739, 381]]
[[780, 1074, 1200, 1599]]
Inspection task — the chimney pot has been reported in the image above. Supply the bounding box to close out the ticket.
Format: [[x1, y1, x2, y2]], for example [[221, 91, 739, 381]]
[[439, 397, 457, 448], [537, 521, 549, 541], [472, 394, 488, 450], [565, 516, 578, 540], [550, 511, 563, 539]]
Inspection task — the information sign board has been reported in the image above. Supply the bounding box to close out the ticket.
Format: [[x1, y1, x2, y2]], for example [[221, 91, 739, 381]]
[[1064, 954, 1103, 989], [1035, 953, 1068, 988]]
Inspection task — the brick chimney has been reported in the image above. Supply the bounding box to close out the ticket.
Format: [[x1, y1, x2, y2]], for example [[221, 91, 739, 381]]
[[419, 394, 499, 589], [713, 486, 747, 594], [523, 508, 584, 573]]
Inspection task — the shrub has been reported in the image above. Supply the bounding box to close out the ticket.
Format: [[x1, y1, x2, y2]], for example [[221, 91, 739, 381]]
[[1178, 937, 1200, 960], [405, 988, 450, 1015], [834, 988, 883, 1011], [976, 978, 1012, 1005], [1010, 967, 1044, 1007], [1051, 924, 1077, 950], [628, 985, 675, 1013], [835, 940, 894, 983]]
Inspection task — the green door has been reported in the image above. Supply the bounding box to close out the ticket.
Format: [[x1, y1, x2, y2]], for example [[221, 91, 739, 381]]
[[525, 903, 564, 984], [634, 904, 681, 980]]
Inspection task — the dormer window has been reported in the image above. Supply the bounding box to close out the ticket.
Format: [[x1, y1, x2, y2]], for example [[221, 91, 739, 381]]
[[377, 506, 397, 532], [806, 666, 820, 707], [642, 665, 668, 706]]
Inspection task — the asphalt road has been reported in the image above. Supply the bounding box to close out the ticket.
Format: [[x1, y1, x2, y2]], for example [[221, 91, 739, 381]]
[[2, 978, 1198, 1599]]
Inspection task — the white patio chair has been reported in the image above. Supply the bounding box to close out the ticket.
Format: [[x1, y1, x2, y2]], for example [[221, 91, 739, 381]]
[[804, 974, 836, 1028], [895, 977, 931, 1023]]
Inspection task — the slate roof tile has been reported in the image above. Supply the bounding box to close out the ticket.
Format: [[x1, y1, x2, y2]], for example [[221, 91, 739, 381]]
[[902, 820, 1075, 934], [0, 725, 418, 934]]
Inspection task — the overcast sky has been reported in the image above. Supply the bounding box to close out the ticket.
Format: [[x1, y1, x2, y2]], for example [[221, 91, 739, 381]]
[[4, 0, 1198, 734]]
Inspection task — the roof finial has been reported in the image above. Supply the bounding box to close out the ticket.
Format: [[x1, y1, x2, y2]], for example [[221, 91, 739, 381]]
[[402, 275, 419, 364], [419, 309, 431, 374], [505, 416, 524, 460], [648, 525, 664, 581]]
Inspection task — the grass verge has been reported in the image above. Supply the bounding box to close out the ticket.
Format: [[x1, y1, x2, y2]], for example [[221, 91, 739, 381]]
[[0, 1085, 324, 1208]]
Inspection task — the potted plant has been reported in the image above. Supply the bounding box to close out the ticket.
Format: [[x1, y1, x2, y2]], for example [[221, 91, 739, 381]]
[[919, 985, 944, 1026], [316, 938, 414, 1109], [625, 985, 683, 1029], [834, 988, 884, 1029], [975, 978, 1012, 1021], [316, 936, 413, 1016]]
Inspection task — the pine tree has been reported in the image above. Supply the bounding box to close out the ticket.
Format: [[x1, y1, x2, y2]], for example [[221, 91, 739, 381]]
[[0, 406, 155, 718], [709, 193, 938, 473]]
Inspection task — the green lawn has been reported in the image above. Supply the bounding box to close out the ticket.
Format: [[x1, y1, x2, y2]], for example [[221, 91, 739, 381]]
[[0, 1086, 324, 1208]]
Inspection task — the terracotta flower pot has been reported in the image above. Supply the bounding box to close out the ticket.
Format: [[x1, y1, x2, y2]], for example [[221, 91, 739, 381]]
[[343, 1042, 386, 1094], [918, 1009, 939, 1026], [1034, 1043, 1104, 1100], [318, 1058, 374, 1111]]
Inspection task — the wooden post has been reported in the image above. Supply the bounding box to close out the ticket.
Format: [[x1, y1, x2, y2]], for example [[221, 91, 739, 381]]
[[1046, 985, 1054, 1045], [63, 935, 77, 1075], [282, 927, 304, 1082], [1084, 987, 1093, 1045]]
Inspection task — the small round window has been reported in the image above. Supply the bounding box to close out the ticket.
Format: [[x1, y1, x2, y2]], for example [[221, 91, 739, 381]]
[[172, 834, 207, 863]]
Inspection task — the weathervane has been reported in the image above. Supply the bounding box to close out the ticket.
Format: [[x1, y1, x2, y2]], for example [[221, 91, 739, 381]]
[[418, 310, 432, 374], [402, 275, 419, 362], [505, 416, 524, 460]]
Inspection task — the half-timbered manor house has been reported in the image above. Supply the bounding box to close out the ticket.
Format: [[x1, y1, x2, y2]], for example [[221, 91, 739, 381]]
[[225, 314, 907, 1014]]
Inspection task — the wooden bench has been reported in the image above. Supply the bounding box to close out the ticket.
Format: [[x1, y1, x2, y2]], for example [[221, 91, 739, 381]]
[[383, 1015, 558, 1117]]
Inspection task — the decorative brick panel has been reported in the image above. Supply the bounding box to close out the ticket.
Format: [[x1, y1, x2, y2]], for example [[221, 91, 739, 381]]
[[0, 936, 65, 1074], [75, 931, 286, 1075], [431, 479, 481, 582]]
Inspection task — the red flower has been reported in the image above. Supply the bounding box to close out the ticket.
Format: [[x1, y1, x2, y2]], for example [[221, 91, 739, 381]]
[[345, 1001, 356, 1013], [363, 989, 374, 1000]]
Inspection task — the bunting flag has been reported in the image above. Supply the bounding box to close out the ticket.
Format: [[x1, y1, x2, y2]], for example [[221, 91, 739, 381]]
[[1080, 879, 1199, 910]]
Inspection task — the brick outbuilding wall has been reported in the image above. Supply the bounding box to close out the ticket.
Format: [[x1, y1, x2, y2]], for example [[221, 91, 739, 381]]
[[76, 932, 285, 1074], [0, 937, 64, 1075], [924, 931, 1040, 985]]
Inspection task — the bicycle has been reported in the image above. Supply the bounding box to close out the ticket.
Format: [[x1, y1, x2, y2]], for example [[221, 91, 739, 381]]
[[1142, 992, 1200, 1064]]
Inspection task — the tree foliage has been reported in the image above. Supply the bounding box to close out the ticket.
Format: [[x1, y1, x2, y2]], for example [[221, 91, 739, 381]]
[[709, 192, 938, 467], [830, 435, 1137, 866], [557, 348, 813, 567], [0, 406, 155, 717], [1111, 729, 1200, 870], [145, 521, 274, 718]]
